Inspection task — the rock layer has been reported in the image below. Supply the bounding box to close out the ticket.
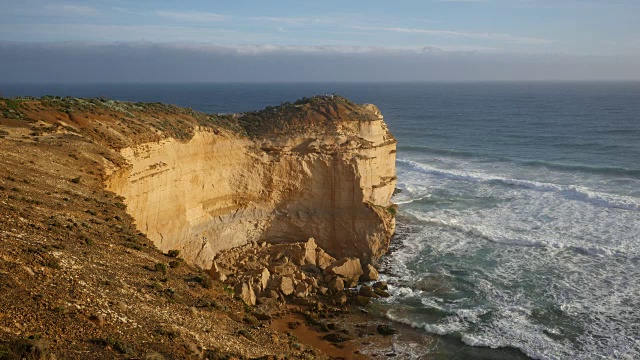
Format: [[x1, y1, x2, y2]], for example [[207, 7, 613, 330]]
[[106, 96, 397, 269]]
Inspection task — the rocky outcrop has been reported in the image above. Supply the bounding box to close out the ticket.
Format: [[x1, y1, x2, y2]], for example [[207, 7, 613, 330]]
[[214, 238, 387, 306], [106, 96, 397, 269]]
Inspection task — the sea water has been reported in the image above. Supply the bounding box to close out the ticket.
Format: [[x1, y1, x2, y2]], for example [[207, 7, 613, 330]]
[[4, 82, 640, 359]]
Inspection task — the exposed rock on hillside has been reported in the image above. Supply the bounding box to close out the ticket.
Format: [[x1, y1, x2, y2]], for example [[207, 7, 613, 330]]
[[105, 96, 397, 269]]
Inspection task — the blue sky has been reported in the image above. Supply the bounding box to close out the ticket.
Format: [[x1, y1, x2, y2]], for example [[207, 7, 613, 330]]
[[1, 0, 639, 82]]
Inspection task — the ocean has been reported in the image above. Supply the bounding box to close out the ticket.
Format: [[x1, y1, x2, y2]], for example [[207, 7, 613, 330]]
[[3, 82, 640, 359]]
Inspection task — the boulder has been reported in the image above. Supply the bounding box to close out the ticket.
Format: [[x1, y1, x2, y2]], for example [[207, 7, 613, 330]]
[[294, 283, 308, 298], [256, 297, 277, 306], [316, 249, 336, 270], [327, 277, 344, 292], [334, 293, 348, 306], [360, 264, 379, 282], [374, 288, 391, 298], [282, 239, 319, 266], [377, 324, 398, 335], [304, 238, 318, 265], [209, 261, 227, 282], [325, 257, 363, 283], [322, 333, 350, 343], [269, 260, 297, 277], [258, 268, 270, 291], [358, 286, 376, 298], [279, 276, 294, 296], [372, 281, 388, 290], [294, 271, 306, 281], [235, 282, 256, 306]]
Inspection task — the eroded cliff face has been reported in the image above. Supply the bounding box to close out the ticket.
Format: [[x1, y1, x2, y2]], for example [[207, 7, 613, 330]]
[[106, 98, 396, 269]]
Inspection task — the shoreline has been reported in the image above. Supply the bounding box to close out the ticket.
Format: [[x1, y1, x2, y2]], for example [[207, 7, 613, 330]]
[[267, 300, 437, 359], [262, 280, 533, 359]]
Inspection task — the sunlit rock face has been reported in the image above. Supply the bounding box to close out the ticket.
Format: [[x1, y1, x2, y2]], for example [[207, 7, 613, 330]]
[[106, 98, 396, 269]]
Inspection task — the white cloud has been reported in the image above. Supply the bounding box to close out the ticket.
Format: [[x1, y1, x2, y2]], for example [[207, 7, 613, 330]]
[[155, 10, 225, 22], [44, 4, 99, 16], [351, 26, 551, 44], [247, 16, 340, 26]]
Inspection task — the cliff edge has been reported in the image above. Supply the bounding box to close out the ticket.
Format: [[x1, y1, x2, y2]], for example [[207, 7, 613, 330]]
[[105, 96, 397, 269], [0, 95, 397, 359]]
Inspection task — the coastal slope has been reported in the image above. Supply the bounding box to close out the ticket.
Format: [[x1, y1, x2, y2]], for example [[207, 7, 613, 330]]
[[0, 95, 396, 358]]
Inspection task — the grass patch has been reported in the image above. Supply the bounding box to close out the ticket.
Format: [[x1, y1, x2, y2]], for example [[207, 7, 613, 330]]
[[3, 99, 23, 111], [123, 241, 142, 251], [154, 263, 167, 274]]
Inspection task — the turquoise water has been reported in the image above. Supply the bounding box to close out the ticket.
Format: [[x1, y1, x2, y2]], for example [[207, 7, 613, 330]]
[[4, 82, 640, 359]]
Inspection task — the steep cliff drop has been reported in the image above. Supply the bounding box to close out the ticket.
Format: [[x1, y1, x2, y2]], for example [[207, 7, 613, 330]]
[[106, 96, 397, 269]]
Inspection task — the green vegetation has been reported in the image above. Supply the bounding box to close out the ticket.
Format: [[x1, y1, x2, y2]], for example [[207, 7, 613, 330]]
[[167, 249, 180, 258], [43, 258, 61, 269], [123, 241, 142, 251], [168, 259, 183, 268], [154, 263, 167, 274], [3, 99, 23, 111], [242, 315, 259, 326], [190, 274, 212, 289]]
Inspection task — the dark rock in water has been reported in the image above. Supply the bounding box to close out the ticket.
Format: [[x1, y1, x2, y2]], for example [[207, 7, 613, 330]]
[[374, 288, 391, 298], [377, 324, 398, 336], [322, 333, 351, 343], [393, 188, 403, 196], [372, 281, 388, 290], [359, 286, 376, 298]]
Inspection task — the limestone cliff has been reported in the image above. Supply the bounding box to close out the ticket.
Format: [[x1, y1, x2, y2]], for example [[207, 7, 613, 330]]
[[105, 96, 397, 269]]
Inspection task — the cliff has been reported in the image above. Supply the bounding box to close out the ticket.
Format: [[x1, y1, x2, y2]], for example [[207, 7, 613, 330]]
[[105, 96, 397, 269], [0, 95, 397, 359]]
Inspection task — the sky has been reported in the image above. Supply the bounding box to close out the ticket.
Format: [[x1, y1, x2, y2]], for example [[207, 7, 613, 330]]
[[1, 0, 639, 82]]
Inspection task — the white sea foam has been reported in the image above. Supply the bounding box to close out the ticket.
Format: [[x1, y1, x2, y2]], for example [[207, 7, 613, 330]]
[[404, 210, 633, 257], [385, 165, 640, 359], [385, 310, 461, 336], [392, 181, 432, 205], [397, 159, 640, 211], [383, 155, 640, 360]]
